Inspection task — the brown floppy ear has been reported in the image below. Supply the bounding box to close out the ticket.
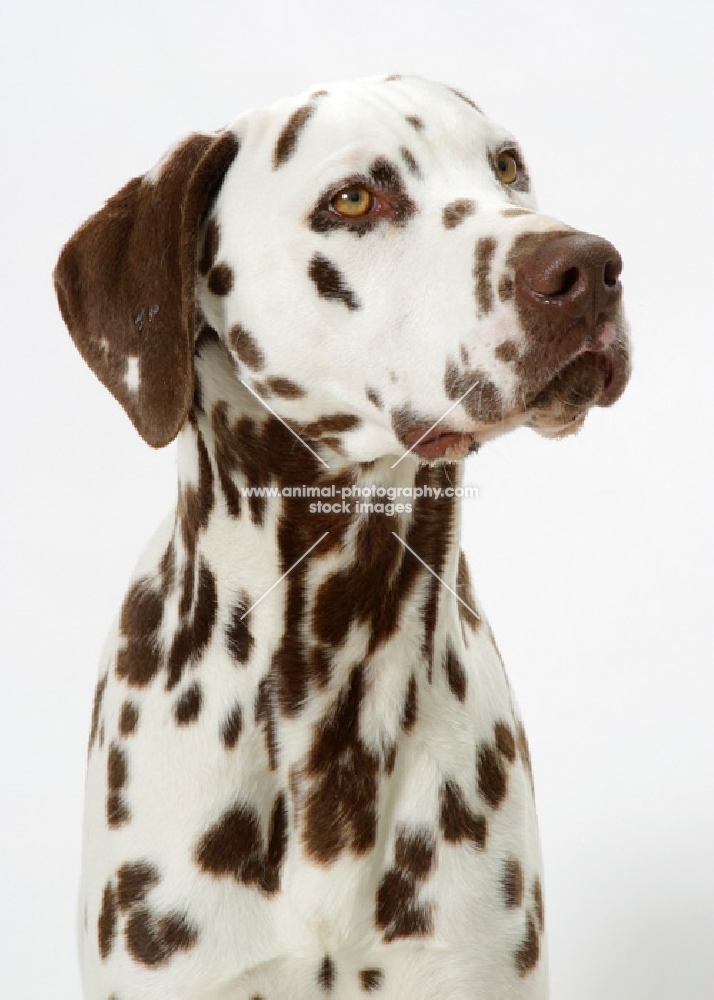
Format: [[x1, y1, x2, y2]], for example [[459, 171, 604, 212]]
[[54, 131, 240, 447]]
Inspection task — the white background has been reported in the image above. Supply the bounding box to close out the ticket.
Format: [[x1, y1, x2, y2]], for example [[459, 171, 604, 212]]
[[2, 2, 712, 997]]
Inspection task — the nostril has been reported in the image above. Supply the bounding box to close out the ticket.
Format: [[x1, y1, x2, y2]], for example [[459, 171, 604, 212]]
[[558, 266, 580, 297], [603, 258, 622, 288]]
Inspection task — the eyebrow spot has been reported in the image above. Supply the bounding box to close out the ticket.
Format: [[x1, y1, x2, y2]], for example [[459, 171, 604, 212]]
[[274, 104, 316, 169], [448, 86, 483, 114], [400, 147, 421, 177]]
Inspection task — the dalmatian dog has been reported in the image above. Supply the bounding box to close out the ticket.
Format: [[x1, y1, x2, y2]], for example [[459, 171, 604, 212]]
[[55, 75, 630, 1000]]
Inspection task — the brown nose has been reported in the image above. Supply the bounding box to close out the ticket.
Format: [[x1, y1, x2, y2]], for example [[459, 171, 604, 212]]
[[516, 233, 623, 328]]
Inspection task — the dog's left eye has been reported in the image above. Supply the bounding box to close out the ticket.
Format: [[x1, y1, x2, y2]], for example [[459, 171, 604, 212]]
[[495, 152, 518, 185], [331, 187, 374, 217]]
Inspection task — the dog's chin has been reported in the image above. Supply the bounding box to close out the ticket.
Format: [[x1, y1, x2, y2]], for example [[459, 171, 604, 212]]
[[525, 351, 613, 439]]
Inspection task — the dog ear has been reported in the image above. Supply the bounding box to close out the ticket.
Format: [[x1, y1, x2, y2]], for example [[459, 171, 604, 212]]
[[54, 131, 240, 447]]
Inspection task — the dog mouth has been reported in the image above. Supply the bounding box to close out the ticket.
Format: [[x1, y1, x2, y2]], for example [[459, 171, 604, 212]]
[[397, 339, 628, 459], [402, 427, 477, 461], [524, 349, 620, 435]]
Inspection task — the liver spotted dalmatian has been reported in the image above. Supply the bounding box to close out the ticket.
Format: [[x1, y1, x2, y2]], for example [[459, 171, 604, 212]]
[[55, 75, 630, 1000]]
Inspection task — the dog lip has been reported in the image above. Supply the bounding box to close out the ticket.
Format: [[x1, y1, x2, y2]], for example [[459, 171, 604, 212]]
[[403, 427, 474, 460]]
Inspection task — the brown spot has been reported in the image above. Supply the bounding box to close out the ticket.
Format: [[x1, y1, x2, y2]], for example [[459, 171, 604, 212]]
[[384, 73, 402, 81], [516, 721, 534, 791], [475, 236, 497, 315], [375, 825, 437, 943], [301, 666, 379, 863], [502, 857, 524, 908], [107, 743, 131, 827], [448, 86, 483, 112], [498, 274, 515, 303], [401, 674, 418, 732], [394, 826, 436, 879], [532, 876, 545, 930], [195, 792, 288, 895], [159, 538, 176, 596], [266, 377, 305, 398], [311, 89, 329, 99], [274, 104, 316, 168], [207, 262, 233, 296], [502, 207, 531, 217], [456, 551, 480, 631], [116, 862, 160, 911], [98, 881, 117, 960], [495, 721, 516, 762], [405, 115, 424, 130], [400, 146, 421, 176], [443, 198, 476, 229], [221, 703, 243, 749], [318, 955, 336, 991], [174, 682, 202, 725], [359, 968, 385, 992], [255, 676, 279, 770], [107, 792, 131, 827], [375, 870, 433, 943], [226, 595, 254, 663], [89, 673, 108, 751], [166, 558, 217, 690], [179, 429, 214, 562], [444, 359, 503, 423], [366, 387, 383, 409], [515, 912, 540, 976], [115, 578, 164, 687], [229, 324, 265, 370], [107, 743, 127, 792], [302, 413, 361, 437], [443, 641, 467, 701], [477, 742, 508, 809], [125, 907, 199, 967], [439, 779, 487, 849], [309, 254, 361, 311], [118, 700, 139, 736], [495, 339, 518, 362], [198, 218, 219, 275]]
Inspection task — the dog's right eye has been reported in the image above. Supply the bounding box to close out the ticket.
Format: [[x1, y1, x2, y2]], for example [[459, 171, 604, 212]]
[[495, 152, 518, 185], [331, 187, 375, 217]]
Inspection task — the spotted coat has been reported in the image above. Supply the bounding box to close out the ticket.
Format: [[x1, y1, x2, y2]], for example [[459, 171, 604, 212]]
[[55, 75, 630, 1000]]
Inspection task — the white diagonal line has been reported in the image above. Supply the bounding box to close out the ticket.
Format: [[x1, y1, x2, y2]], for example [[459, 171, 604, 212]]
[[240, 532, 329, 620], [391, 379, 481, 468], [240, 379, 330, 469], [391, 532, 481, 622]]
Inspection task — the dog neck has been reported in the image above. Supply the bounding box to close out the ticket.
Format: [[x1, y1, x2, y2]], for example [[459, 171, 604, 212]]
[[166, 334, 479, 714]]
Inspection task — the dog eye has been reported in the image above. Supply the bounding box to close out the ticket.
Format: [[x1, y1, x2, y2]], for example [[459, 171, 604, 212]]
[[331, 187, 374, 217], [495, 152, 518, 185]]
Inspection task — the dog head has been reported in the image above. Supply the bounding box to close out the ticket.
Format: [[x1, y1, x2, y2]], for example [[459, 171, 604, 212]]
[[55, 75, 630, 462]]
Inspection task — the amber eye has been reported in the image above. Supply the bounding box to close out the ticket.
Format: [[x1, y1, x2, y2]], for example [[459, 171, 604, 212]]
[[331, 187, 374, 217], [495, 151, 518, 185]]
